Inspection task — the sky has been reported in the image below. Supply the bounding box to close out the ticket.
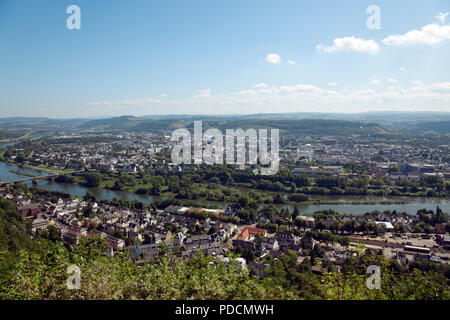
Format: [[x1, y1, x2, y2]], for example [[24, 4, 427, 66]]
[[0, 0, 449, 118]]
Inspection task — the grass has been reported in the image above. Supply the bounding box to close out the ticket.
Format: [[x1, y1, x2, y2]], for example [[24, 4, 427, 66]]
[[20, 164, 74, 174], [8, 170, 39, 178]]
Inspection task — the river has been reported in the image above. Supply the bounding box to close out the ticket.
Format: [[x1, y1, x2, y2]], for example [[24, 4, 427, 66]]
[[0, 162, 449, 215], [0, 135, 45, 150]]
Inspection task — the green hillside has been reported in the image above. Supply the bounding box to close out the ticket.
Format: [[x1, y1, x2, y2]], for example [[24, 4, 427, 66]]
[[0, 197, 448, 300]]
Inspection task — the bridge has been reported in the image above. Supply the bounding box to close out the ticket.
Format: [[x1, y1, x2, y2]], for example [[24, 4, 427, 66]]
[[0, 170, 85, 187]]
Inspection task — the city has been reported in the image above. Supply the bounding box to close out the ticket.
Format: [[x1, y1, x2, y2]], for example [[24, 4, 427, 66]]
[[0, 115, 448, 301], [0, 0, 449, 309]]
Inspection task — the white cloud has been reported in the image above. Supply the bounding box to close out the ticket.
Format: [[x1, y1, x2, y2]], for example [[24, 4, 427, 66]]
[[368, 79, 381, 86], [382, 23, 450, 46], [328, 82, 338, 87], [412, 81, 450, 91], [287, 60, 297, 66], [253, 83, 268, 89], [399, 66, 407, 72], [265, 53, 282, 64], [79, 81, 450, 116], [316, 36, 380, 54], [387, 78, 399, 83], [436, 12, 449, 23], [194, 89, 211, 98]]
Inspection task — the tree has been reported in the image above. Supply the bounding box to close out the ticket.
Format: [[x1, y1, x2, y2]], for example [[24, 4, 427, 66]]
[[15, 153, 25, 163], [84, 191, 96, 202], [339, 237, 350, 249], [88, 222, 98, 231], [292, 205, 300, 220], [289, 182, 297, 193], [83, 204, 95, 218], [207, 226, 217, 235], [83, 172, 101, 188], [238, 196, 249, 208], [46, 225, 61, 242]]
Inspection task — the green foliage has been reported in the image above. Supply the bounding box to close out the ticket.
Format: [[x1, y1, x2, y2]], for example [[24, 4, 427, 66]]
[[323, 255, 449, 300], [0, 198, 448, 300], [1, 243, 290, 300], [83, 172, 102, 188]]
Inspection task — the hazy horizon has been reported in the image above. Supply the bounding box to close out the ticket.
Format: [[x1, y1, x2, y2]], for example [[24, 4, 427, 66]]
[[1, 110, 450, 121]]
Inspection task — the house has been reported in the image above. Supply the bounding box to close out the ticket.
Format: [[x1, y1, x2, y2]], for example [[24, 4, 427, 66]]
[[63, 227, 87, 245], [225, 203, 240, 216], [376, 213, 391, 222], [219, 257, 247, 271], [404, 222, 415, 233], [98, 162, 115, 172], [375, 221, 395, 232], [103, 213, 118, 224], [217, 229, 228, 241], [31, 218, 49, 233], [275, 232, 296, 244], [221, 223, 238, 236], [87, 229, 107, 238], [127, 230, 143, 242], [257, 215, 270, 224], [323, 166, 343, 174], [124, 242, 175, 254], [237, 227, 267, 240], [174, 232, 187, 245], [280, 243, 302, 254], [185, 234, 213, 246], [202, 218, 213, 229], [64, 231, 81, 245], [293, 167, 310, 175], [164, 205, 183, 215], [124, 163, 137, 173], [443, 235, 450, 250], [106, 236, 125, 250], [185, 242, 225, 258], [261, 237, 279, 250], [232, 239, 263, 256], [145, 225, 172, 241], [434, 223, 446, 234], [17, 203, 41, 219], [298, 216, 315, 228], [301, 236, 314, 250]]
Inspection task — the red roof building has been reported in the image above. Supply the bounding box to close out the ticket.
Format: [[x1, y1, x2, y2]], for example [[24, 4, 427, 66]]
[[238, 227, 267, 240]]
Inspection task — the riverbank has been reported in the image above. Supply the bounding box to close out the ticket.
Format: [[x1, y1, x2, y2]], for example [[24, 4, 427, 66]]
[[8, 169, 38, 178], [1, 161, 449, 215], [0, 132, 35, 144]]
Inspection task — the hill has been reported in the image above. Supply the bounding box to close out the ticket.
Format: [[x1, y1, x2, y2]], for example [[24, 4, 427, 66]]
[[1, 112, 449, 137], [411, 121, 450, 135], [78, 117, 397, 136]]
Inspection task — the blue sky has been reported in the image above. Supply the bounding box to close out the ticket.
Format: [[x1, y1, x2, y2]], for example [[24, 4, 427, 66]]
[[0, 0, 449, 118]]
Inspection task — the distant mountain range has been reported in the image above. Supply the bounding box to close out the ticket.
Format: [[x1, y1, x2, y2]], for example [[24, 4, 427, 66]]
[[0, 112, 448, 135]]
